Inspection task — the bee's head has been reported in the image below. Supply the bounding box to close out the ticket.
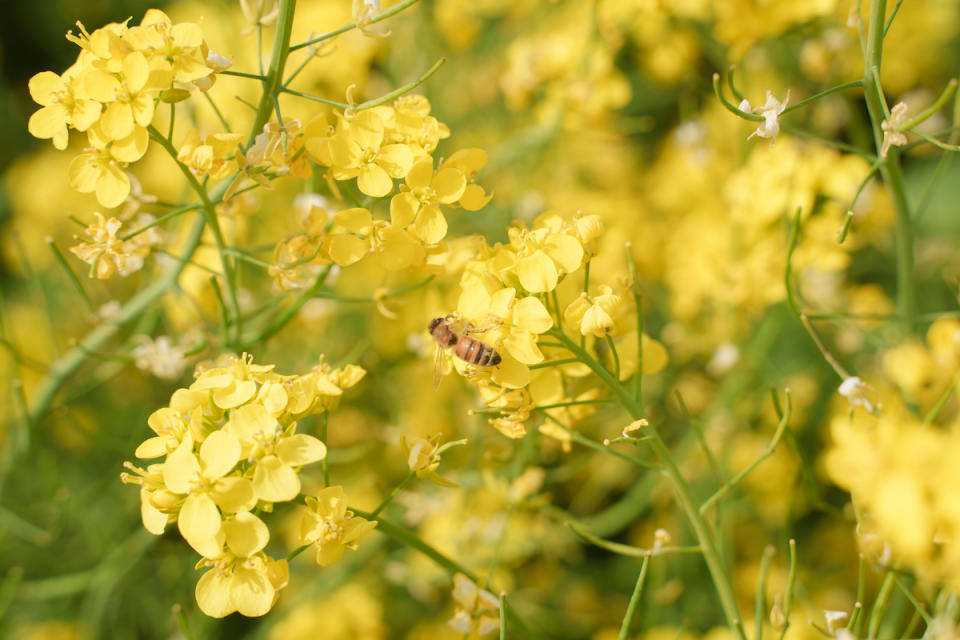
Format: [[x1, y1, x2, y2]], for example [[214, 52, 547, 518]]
[[428, 317, 444, 333]]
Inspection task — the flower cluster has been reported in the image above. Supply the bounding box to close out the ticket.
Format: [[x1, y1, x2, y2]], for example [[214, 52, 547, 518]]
[[301, 95, 491, 269], [27, 9, 226, 208], [824, 405, 960, 589], [69, 211, 161, 279], [438, 211, 667, 441], [121, 354, 373, 617]]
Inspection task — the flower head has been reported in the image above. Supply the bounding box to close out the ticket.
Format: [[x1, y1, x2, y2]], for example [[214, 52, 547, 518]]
[[743, 90, 790, 146], [299, 486, 377, 566]]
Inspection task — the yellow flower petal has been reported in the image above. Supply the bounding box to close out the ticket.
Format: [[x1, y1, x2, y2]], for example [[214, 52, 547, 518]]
[[179, 492, 222, 554], [196, 569, 235, 618], [414, 204, 447, 244], [405, 156, 433, 191], [357, 163, 393, 197], [223, 511, 269, 557], [329, 234, 369, 266], [163, 437, 199, 494], [315, 541, 346, 566], [199, 430, 241, 479], [432, 167, 467, 203], [333, 207, 373, 233], [213, 379, 257, 410], [277, 434, 327, 467], [491, 355, 531, 389], [544, 233, 584, 273], [253, 455, 300, 502], [211, 477, 257, 513], [231, 567, 275, 616], [517, 251, 558, 293], [503, 330, 543, 365], [513, 296, 553, 334], [459, 183, 492, 211]]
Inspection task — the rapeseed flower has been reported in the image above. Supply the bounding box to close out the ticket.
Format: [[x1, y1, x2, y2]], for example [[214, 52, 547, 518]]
[[299, 486, 377, 566]]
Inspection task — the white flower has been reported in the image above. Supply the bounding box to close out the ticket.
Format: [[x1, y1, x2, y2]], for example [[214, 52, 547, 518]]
[[745, 90, 790, 146], [824, 609, 849, 633], [131, 336, 188, 381], [838, 376, 881, 413], [880, 102, 909, 157]]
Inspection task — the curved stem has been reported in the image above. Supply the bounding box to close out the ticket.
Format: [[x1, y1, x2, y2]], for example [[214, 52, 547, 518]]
[[550, 328, 747, 640], [148, 125, 242, 344]]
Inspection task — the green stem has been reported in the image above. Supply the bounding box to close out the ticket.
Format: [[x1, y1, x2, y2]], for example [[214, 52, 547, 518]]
[[618, 556, 650, 640], [351, 509, 476, 581], [289, 0, 421, 51], [369, 472, 415, 518], [781, 80, 862, 115], [27, 214, 208, 423], [46, 239, 92, 312], [550, 329, 747, 640], [754, 546, 775, 640], [247, 0, 297, 147], [148, 125, 242, 344], [862, 0, 916, 333]]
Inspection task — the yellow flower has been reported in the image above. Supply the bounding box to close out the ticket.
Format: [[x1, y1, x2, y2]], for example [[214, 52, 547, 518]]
[[880, 102, 909, 157], [389, 94, 450, 156], [327, 109, 414, 197], [69, 124, 149, 207], [162, 432, 257, 557], [456, 285, 554, 388], [401, 434, 462, 487], [82, 50, 169, 141], [299, 486, 377, 566], [742, 90, 790, 146], [508, 220, 584, 293], [195, 550, 289, 618], [27, 67, 101, 150], [223, 403, 328, 503], [563, 285, 622, 337], [69, 212, 145, 278], [447, 573, 500, 637], [391, 155, 466, 244], [123, 9, 212, 83], [190, 354, 277, 410], [177, 130, 244, 180], [440, 148, 492, 211]]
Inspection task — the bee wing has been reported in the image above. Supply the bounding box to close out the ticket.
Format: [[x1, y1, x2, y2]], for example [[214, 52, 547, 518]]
[[433, 343, 444, 391]]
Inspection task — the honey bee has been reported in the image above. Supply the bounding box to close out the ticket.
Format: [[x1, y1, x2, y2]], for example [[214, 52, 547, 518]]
[[428, 315, 502, 389]]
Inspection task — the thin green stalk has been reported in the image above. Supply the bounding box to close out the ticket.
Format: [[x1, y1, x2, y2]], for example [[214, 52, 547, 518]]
[[46, 239, 92, 312], [883, 0, 905, 37], [242, 266, 331, 347], [148, 125, 242, 344], [247, 0, 297, 147], [277, 87, 349, 109], [541, 413, 661, 472], [353, 58, 445, 110], [173, 605, 197, 640], [838, 158, 884, 243], [119, 204, 201, 241], [218, 69, 267, 80], [893, 576, 931, 625], [566, 521, 701, 559], [535, 399, 612, 410], [754, 546, 775, 640], [862, 0, 916, 332], [369, 471, 414, 518], [618, 556, 651, 640], [676, 391, 722, 483], [202, 90, 231, 133], [605, 334, 621, 381], [700, 392, 792, 515], [351, 509, 476, 582], [776, 539, 797, 640], [27, 214, 208, 423], [550, 328, 747, 640], [867, 570, 897, 640], [853, 555, 866, 635], [781, 80, 862, 115], [289, 0, 421, 51], [499, 592, 507, 640]]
